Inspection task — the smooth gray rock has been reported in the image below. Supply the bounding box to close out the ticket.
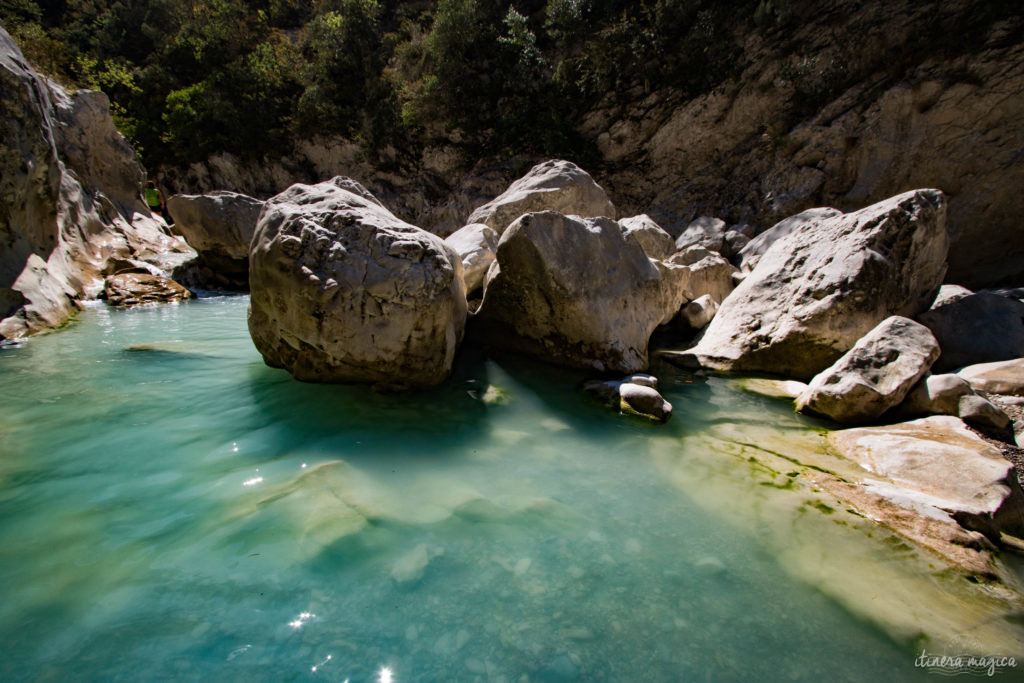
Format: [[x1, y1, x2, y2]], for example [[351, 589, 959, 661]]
[[797, 316, 940, 424], [475, 212, 683, 373], [672, 190, 948, 380], [738, 207, 843, 272], [917, 291, 1024, 371], [167, 191, 264, 289], [900, 373, 975, 417], [674, 216, 727, 253], [248, 177, 467, 389], [619, 382, 673, 422], [467, 160, 615, 234], [958, 394, 1014, 441], [958, 358, 1024, 396], [680, 295, 719, 330], [619, 214, 675, 260], [444, 223, 499, 295], [582, 374, 671, 422]]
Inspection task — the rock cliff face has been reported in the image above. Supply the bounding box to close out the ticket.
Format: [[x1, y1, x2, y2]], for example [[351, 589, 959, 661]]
[[0, 27, 193, 339], [161, 2, 1023, 288]]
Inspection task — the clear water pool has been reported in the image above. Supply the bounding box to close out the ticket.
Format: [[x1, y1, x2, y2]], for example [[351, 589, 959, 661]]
[[0, 296, 1019, 681]]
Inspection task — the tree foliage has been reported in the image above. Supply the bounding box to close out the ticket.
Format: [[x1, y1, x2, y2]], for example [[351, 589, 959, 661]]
[[1, 0, 1018, 172]]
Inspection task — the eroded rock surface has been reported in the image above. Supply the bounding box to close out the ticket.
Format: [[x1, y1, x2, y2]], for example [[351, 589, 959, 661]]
[[102, 272, 193, 307], [0, 26, 194, 338], [248, 177, 466, 388]]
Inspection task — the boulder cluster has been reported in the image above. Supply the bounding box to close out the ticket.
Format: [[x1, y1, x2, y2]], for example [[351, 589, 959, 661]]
[[245, 160, 742, 417]]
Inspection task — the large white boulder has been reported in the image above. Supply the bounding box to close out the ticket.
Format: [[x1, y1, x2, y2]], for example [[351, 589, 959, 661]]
[[248, 177, 467, 389], [443, 223, 499, 295], [916, 291, 1024, 371], [466, 160, 615, 234], [474, 211, 684, 373], [669, 190, 949, 380], [796, 317, 940, 423]]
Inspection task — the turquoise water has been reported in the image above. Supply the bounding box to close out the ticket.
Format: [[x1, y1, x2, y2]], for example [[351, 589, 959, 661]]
[[0, 296, 1015, 681]]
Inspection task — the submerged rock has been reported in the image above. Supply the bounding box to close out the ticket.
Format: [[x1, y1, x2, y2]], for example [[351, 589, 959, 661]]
[[248, 177, 466, 388], [466, 159, 615, 234], [101, 272, 193, 307], [669, 190, 949, 380], [474, 212, 683, 373], [583, 373, 672, 423], [444, 223, 498, 295], [797, 317, 940, 424], [916, 291, 1024, 371], [167, 191, 264, 290]]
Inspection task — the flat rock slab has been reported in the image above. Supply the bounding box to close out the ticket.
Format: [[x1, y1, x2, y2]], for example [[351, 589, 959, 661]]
[[827, 416, 1024, 538], [958, 358, 1024, 396]]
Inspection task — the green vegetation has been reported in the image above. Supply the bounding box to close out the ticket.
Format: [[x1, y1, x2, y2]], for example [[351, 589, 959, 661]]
[[0, 0, 757, 169], [1, 0, 1020, 173]]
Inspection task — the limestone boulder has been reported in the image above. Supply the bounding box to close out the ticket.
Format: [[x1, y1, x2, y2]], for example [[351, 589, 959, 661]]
[[248, 177, 467, 389], [619, 214, 675, 260], [738, 207, 843, 272], [474, 212, 683, 373], [916, 291, 1024, 371], [957, 394, 1014, 441], [680, 295, 719, 330], [669, 190, 949, 380], [166, 191, 264, 290], [797, 317, 940, 423], [665, 249, 737, 305], [674, 216, 727, 253], [102, 272, 193, 307], [582, 373, 672, 423], [466, 160, 615, 234], [958, 358, 1024, 396], [900, 373, 975, 417], [827, 416, 1024, 539], [443, 223, 499, 295], [0, 26, 194, 339]]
